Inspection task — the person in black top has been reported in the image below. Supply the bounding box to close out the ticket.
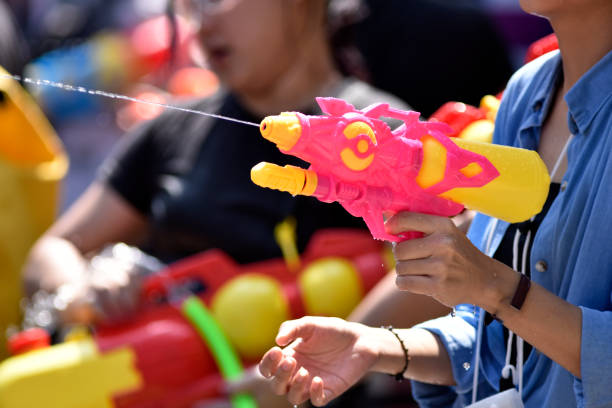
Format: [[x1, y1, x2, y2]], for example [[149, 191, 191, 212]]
[[23, 0, 407, 320]]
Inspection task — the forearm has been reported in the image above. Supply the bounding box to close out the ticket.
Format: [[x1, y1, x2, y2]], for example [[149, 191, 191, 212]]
[[23, 235, 88, 297], [371, 327, 456, 385], [481, 265, 582, 377], [23, 183, 148, 297], [348, 272, 450, 327]]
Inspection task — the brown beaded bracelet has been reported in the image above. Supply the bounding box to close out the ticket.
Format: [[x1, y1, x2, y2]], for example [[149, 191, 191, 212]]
[[383, 325, 410, 381]]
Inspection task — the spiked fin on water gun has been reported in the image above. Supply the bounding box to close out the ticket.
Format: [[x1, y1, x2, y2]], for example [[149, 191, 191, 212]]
[[251, 97, 550, 242]]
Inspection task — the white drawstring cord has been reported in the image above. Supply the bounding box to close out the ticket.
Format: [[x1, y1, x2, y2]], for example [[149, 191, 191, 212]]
[[471, 134, 573, 405], [549, 135, 573, 183], [503, 225, 532, 395], [500, 229, 523, 390], [501, 330, 517, 385], [471, 219, 499, 404], [472, 307, 486, 404], [517, 229, 530, 396], [517, 337, 525, 396]]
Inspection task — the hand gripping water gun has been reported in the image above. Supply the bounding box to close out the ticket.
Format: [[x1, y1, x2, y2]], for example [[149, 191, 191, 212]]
[[251, 97, 550, 242], [0, 229, 388, 408]]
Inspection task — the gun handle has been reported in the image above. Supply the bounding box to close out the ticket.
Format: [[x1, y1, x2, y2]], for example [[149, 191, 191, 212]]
[[362, 212, 423, 242]]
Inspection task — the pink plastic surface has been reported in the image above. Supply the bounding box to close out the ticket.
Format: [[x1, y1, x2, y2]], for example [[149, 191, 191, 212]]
[[282, 97, 499, 241]]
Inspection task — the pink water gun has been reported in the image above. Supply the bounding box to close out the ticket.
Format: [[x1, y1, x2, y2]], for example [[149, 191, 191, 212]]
[[251, 98, 550, 242]]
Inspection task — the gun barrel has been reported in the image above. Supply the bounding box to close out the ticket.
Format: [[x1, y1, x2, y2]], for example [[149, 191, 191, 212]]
[[259, 113, 302, 151], [250, 163, 317, 196]]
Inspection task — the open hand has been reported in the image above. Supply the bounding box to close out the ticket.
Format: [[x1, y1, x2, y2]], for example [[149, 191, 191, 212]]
[[259, 316, 380, 406]]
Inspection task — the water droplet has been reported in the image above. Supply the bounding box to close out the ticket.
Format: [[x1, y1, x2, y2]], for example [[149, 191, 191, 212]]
[[463, 362, 471, 371]]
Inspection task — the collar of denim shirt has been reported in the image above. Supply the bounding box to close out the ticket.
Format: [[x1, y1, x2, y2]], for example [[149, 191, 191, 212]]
[[514, 51, 564, 151], [565, 49, 612, 137]]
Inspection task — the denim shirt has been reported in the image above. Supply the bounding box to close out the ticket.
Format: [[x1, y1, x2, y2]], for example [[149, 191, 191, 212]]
[[412, 49, 612, 408]]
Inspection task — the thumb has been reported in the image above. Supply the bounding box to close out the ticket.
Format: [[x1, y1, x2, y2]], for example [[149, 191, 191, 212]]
[[276, 318, 314, 346]]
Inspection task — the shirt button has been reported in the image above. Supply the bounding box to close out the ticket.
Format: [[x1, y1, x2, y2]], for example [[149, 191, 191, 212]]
[[535, 260, 548, 273], [533, 101, 543, 112], [561, 181, 568, 191]]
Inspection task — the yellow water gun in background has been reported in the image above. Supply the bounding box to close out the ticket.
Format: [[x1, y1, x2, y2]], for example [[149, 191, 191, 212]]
[[0, 67, 68, 359]]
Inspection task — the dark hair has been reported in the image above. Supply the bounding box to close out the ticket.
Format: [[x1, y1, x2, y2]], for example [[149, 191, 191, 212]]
[[327, 0, 370, 81], [166, 0, 371, 81]]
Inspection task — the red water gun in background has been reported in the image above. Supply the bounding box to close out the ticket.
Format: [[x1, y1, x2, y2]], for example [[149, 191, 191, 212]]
[[428, 34, 559, 145], [524, 33, 559, 64], [429, 94, 500, 143], [2, 230, 388, 408]]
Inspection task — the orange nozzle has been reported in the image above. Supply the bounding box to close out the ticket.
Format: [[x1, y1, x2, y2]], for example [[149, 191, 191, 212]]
[[251, 162, 317, 196], [260, 113, 302, 151]]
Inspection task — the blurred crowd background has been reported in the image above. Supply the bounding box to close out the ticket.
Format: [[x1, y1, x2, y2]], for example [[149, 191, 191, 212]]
[[1, 0, 552, 213]]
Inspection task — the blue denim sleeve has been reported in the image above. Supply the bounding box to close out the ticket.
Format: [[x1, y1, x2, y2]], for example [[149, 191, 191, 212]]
[[416, 307, 477, 392], [411, 306, 502, 407], [574, 307, 612, 407]]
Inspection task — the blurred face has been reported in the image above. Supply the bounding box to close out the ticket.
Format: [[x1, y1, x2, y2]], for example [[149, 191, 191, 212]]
[[519, 0, 608, 17], [178, 0, 308, 94]]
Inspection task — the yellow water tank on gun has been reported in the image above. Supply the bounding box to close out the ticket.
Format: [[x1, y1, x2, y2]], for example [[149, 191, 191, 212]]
[[417, 136, 550, 223], [0, 67, 68, 359]]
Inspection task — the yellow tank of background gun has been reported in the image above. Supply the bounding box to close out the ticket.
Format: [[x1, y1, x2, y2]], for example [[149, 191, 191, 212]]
[[0, 67, 68, 359]]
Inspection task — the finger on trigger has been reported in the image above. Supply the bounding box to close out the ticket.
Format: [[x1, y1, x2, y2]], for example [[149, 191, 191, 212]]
[[385, 211, 444, 236]]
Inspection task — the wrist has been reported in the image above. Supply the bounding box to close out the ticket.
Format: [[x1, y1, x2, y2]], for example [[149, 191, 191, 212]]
[[371, 326, 409, 376], [479, 261, 522, 316]]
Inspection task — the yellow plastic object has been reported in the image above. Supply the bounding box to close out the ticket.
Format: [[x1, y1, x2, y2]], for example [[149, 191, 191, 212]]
[[340, 121, 376, 171], [0, 337, 141, 408], [259, 113, 302, 151], [458, 119, 495, 143], [0, 67, 68, 359], [274, 217, 301, 272], [456, 95, 499, 143], [92, 32, 133, 87], [441, 139, 550, 223], [416, 135, 447, 189], [211, 275, 290, 359], [250, 162, 317, 197], [381, 245, 396, 271], [299, 258, 363, 318], [480, 94, 501, 122]]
